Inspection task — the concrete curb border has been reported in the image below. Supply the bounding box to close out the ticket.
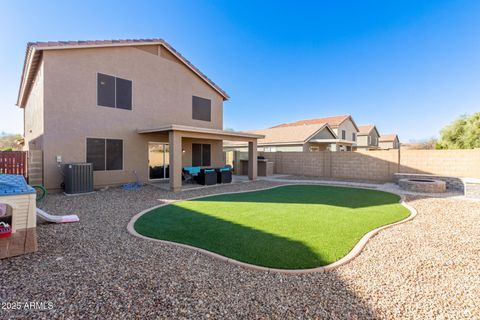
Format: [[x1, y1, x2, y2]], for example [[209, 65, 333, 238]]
[[127, 183, 417, 274]]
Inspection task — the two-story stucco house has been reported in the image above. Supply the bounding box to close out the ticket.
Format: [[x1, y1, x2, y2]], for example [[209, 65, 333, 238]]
[[269, 115, 359, 151], [356, 125, 380, 150], [223, 122, 337, 152], [224, 115, 359, 152], [378, 134, 400, 150], [16, 39, 262, 191]]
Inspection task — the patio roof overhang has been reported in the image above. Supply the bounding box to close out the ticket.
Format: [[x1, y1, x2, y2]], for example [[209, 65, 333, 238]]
[[138, 125, 263, 192], [137, 124, 264, 142]]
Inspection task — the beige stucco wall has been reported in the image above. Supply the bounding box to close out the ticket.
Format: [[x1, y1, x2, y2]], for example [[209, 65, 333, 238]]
[[33, 45, 225, 189], [304, 143, 330, 152], [23, 61, 44, 151], [181, 138, 224, 168]]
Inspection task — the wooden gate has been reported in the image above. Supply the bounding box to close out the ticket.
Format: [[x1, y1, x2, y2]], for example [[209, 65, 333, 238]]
[[0, 151, 28, 177]]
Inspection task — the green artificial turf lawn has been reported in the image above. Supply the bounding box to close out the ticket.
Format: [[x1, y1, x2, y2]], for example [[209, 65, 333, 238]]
[[134, 185, 410, 269]]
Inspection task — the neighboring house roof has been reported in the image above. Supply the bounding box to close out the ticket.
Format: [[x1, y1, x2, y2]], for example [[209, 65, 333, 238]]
[[379, 134, 399, 142], [358, 124, 380, 137], [271, 114, 359, 131], [225, 123, 336, 146], [16, 38, 229, 107]]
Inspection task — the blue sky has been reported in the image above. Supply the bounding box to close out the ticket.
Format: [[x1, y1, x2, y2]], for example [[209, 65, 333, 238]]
[[1, 0, 479, 141]]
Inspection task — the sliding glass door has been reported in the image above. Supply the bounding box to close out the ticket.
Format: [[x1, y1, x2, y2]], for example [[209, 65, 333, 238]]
[[148, 143, 170, 180]]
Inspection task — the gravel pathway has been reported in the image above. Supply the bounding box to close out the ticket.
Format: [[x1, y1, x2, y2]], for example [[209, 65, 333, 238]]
[[0, 181, 479, 319]]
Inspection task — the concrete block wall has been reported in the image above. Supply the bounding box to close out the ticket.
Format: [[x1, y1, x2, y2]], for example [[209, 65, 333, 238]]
[[260, 149, 480, 182], [400, 149, 480, 178], [331, 150, 399, 182]]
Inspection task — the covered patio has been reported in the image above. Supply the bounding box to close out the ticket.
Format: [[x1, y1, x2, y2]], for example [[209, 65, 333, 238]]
[[138, 125, 264, 191]]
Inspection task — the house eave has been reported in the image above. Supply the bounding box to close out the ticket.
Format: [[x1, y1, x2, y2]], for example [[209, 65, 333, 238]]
[[16, 39, 230, 108]]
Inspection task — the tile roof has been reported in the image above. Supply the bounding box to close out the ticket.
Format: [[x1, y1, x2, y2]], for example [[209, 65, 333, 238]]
[[17, 38, 229, 107], [271, 115, 351, 128], [225, 123, 334, 146], [358, 125, 375, 135], [379, 134, 398, 142]]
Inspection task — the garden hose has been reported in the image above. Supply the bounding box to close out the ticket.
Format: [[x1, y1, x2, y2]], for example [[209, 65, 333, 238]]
[[32, 184, 47, 202]]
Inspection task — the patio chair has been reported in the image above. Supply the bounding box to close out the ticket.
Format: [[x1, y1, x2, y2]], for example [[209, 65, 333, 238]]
[[182, 170, 194, 184], [197, 169, 217, 186], [216, 167, 232, 184]]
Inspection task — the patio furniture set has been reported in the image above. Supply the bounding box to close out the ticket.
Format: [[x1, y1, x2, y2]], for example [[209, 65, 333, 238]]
[[182, 166, 233, 186]]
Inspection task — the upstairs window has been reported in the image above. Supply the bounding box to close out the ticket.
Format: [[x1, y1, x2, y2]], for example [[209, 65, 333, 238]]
[[97, 73, 132, 110], [192, 143, 211, 166], [341, 130, 346, 140], [192, 96, 211, 121], [86, 138, 123, 171], [352, 132, 356, 141]]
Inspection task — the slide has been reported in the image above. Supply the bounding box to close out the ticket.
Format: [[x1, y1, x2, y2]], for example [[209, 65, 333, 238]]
[[36, 208, 79, 223]]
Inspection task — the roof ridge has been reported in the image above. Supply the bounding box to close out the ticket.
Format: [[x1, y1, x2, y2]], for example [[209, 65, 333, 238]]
[[17, 38, 229, 107]]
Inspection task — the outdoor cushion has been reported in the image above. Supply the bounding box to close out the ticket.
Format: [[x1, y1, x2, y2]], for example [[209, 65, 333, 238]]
[[183, 166, 201, 175]]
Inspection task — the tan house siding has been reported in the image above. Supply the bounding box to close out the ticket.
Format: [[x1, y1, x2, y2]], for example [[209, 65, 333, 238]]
[[23, 60, 44, 151], [379, 139, 399, 149], [34, 46, 224, 189], [357, 130, 380, 150], [331, 119, 358, 151], [310, 127, 335, 140], [357, 135, 368, 148]]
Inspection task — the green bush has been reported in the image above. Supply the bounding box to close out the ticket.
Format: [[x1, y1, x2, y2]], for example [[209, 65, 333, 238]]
[[438, 113, 480, 149]]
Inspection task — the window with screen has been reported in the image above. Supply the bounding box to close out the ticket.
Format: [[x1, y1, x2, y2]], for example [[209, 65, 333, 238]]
[[97, 73, 132, 110], [86, 138, 123, 171], [342, 130, 346, 140], [192, 96, 211, 121], [352, 133, 356, 141], [192, 143, 211, 166], [86, 138, 106, 171]]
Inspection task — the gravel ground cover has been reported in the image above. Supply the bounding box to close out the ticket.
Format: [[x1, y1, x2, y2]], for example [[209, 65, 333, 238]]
[[0, 180, 479, 319]]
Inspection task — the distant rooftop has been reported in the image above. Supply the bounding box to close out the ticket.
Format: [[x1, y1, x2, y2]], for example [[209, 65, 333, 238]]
[[379, 134, 399, 142], [271, 115, 356, 129]]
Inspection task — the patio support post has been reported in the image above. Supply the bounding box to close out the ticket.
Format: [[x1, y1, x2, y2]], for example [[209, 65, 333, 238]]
[[169, 131, 182, 192], [248, 140, 257, 180]]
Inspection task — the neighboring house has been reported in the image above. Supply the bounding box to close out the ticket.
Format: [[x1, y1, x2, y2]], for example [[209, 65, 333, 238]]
[[224, 123, 337, 152], [356, 125, 380, 150], [378, 134, 400, 149], [270, 115, 359, 151], [16, 39, 263, 191]]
